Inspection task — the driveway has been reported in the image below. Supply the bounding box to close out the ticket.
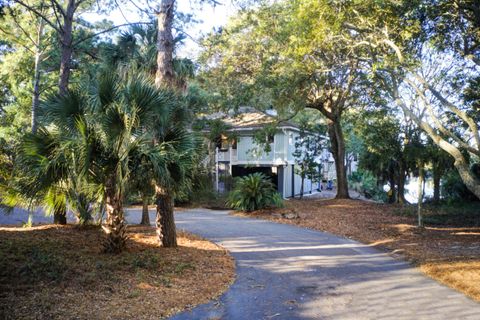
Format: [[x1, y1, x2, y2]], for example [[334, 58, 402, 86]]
[[2, 207, 479, 319], [163, 208, 479, 320]]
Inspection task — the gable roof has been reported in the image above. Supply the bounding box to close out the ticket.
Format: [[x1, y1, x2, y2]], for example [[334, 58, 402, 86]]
[[204, 107, 300, 132]]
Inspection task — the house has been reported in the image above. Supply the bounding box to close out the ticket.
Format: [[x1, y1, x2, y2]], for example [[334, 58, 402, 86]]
[[207, 107, 357, 198]]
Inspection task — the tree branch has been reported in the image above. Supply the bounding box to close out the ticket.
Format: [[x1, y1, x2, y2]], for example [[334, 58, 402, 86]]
[[415, 74, 480, 151], [72, 21, 153, 47], [49, 0, 66, 17], [12, 0, 61, 33], [405, 78, 479, 155]]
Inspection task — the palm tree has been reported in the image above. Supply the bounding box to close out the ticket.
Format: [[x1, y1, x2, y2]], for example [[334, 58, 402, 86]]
[[103, 22, 195, 88], [153, 125, 194, 247], [104, 24, 196, 247], [33, 69, 193, 252], [7, 128, 73, 225]]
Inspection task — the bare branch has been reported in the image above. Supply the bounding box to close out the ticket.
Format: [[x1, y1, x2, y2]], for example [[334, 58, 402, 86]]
[[405, 78, 479, 155], [415, 74, 480, 150]]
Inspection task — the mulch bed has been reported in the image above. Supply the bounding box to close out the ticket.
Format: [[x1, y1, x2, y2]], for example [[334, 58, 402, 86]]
[[236, 198, 480, 301], [0, 224, 234, 319]]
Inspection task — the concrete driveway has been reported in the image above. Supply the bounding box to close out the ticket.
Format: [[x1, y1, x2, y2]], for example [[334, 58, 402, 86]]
[[163, 208, 480, 320]]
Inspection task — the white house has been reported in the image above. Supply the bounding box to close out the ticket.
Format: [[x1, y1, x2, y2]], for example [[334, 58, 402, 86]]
[[207, 108, 358, 198]]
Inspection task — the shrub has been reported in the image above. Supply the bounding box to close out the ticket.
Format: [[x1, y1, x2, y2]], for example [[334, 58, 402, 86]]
[[442, 169, 477, 201], [348, 170, 386, 201], [227, 173, 283, 212]]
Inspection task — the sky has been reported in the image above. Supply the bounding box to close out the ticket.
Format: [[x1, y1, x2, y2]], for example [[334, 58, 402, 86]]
[[80, 1, 237, 59]]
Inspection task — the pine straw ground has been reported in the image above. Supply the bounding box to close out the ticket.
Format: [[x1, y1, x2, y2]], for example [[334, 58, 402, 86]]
[[237, 198, 480, 301], [0, 225, 234, 320]]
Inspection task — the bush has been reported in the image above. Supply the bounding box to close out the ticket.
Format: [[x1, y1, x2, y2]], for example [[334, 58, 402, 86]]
[[348, 170, 386, 201], [442, 169, 477, 201], [227, 173, 283, 212]]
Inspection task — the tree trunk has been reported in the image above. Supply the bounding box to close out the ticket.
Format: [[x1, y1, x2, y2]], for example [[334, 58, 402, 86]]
[[396, 160, 408, 204], [453, 156, 480, 199], [31, 18, 44, 134], [140, 193, 150, 225], [53, 205, 67, 225], [155, 186, 177, 247], [417, 163, 425, 228], [433, 166, 442, 203], [208, 140, 216, 188], [58, 0, 75, 94], [387, 176, 396, 203], [155, 0, 175, 88], [102, 182, 127, 253], [299, 175, 304, 199], [154, 0, 178, 247], [327, 120, 350, 199]]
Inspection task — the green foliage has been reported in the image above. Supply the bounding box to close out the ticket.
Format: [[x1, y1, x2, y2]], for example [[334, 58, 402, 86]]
[[18, 246, 66, 283], [173, 137, 215, 204], [393, 200, 480, 226], [4, 68, 195, 237], [348, 170, 386, 202], [293, 119, 325, 185], [129, 253, 160, 271], [227, 173, 283, 212], [442, 169, 477, 201]]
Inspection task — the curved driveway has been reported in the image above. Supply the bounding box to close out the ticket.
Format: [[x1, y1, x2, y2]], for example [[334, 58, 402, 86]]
[[2, 207, 479, 319], [165, 208, 480, 320]]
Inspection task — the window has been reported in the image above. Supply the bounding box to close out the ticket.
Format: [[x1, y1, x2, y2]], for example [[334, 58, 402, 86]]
[[231, 138, 237, 150]]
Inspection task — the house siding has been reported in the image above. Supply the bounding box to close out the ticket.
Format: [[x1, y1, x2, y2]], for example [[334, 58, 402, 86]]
[[237, 136, 274, 162], [287, 131, 298, 163], [211, 125, 355, 197]]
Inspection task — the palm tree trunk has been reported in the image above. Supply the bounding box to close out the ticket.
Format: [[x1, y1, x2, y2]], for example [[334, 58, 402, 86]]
[[53, 205, 67, 225], [102, 182, 127, 253], [140, 193, 150, 225], [155, 186, 177, 247]]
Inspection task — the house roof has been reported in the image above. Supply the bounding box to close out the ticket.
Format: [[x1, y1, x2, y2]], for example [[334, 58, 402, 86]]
[[204, 107, 300, 132]]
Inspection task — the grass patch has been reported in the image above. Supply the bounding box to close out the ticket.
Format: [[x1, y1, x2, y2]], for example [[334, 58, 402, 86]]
[[0, 225, 234, 320]]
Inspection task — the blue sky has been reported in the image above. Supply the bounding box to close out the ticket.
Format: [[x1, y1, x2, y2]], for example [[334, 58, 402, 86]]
[[81, 1, 236, 58]]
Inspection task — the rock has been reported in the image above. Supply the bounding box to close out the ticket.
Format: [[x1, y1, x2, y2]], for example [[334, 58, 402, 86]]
[[282, 213, 299, 220]]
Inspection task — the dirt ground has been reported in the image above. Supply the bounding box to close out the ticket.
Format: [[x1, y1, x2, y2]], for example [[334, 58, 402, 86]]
[[0, 225, 234, 320], [238, 198, 480, 301]]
